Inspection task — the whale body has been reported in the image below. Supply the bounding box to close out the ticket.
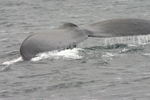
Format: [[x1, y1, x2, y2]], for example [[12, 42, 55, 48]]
[[20, 18, 150, 60]]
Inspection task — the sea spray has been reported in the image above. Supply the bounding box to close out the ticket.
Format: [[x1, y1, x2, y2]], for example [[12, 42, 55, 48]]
[[103, 35, 150, 46]]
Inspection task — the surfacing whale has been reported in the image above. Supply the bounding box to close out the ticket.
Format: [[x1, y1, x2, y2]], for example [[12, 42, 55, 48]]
[[20, 18, 150, 60]]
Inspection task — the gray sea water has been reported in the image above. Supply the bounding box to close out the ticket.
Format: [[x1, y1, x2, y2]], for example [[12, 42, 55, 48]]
[[1, 0, 150, 100]]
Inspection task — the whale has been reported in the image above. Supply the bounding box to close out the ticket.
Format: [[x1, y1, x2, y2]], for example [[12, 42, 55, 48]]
[[20, 18, 150, 60]]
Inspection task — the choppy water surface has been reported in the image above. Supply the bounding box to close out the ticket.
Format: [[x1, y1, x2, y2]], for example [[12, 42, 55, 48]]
[[1, 0, 150, 100]]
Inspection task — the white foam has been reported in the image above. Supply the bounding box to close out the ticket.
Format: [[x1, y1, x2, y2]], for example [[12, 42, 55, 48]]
[[31, 48, 83, 61], [121, 48, 129, 52], [102, 52, 115, 57], [2, 57, 23, 66], [143, 53, 150, 56]]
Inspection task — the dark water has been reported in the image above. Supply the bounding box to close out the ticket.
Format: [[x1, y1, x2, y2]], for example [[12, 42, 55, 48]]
[[1, 0, 150, 100]]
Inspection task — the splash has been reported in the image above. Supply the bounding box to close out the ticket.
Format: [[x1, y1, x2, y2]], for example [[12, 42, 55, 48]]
[[104, 35, 150, 46], [2, 48, 83, 65], [31, 48, 83, 61], [2, 57, 23, 66]]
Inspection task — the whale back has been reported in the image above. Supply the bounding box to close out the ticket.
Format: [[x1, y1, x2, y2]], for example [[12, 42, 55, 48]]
[[20, 18, 150, 60], [20, 24, 89, 60], [86, 18, 150, 37]]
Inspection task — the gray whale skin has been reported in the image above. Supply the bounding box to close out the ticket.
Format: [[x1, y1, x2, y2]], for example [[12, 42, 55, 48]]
[[20, 18, 150, 60]]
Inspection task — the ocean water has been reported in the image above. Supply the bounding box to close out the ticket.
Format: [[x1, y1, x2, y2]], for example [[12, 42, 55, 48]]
[[1, 0, 150, 100]]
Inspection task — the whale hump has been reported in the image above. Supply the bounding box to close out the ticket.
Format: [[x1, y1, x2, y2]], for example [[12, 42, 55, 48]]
[[20, 24, 89, 60], [59, 23, 78, 29]]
